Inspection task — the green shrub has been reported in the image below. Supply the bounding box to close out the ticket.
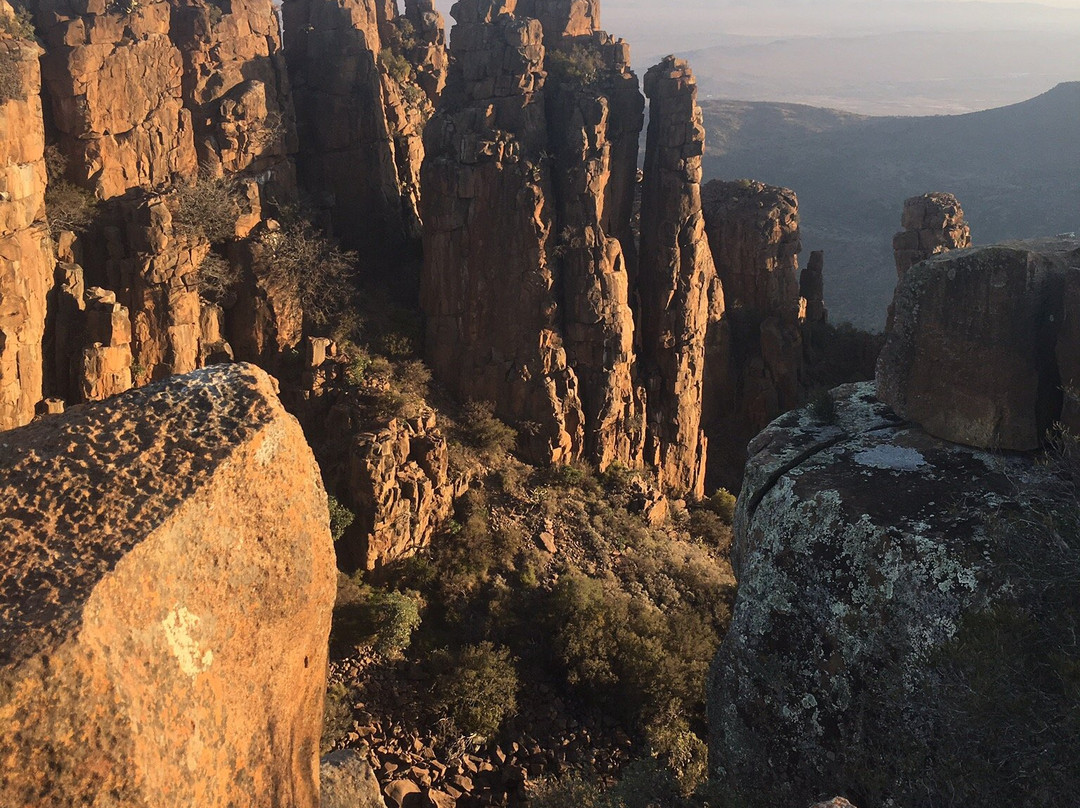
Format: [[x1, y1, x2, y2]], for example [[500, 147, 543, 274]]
[[0, 49, 22, 103], [0, 4, 36, 39], [327, 495, 356, 543], [704, 488, 737, 525], [687, 509, 732, 554], [431, 642, 519, 738], [379, 47, 413, 83], [369, 589, 422, 658], [808, 387, 837, 424], [43, 146, 98, 238], [545, 44, 605, 88], [457, 400, 517, 458]]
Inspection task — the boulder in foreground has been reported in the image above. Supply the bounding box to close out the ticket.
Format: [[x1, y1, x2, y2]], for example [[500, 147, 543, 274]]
[[0, 363, 336, 808]]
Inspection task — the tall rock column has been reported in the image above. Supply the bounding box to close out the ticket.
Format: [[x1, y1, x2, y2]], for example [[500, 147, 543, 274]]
[[892, 192, 971, 280], [637, 56, 714, 499], [544, 34, 645, 469], [0, 4, 51, 429], [420, 5, 584, 464], [700, 179, 804, 490]]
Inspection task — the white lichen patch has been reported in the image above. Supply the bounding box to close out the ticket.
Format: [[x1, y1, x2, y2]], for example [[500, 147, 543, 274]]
[[161, 606, 214, 676], [852, 445, 927, 471], [254, 423, 283, 466]]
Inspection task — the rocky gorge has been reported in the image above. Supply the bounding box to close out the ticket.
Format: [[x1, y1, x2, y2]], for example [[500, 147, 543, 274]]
[[1, 0, 1076, 805]]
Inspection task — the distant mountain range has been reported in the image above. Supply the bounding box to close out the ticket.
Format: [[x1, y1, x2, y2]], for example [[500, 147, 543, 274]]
[[700, 82, 1080, 329]]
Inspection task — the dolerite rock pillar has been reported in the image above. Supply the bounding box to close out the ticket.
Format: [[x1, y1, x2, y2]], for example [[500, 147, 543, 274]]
[[0, 4, 52, 429], [638, 56, 715, 499], [0, 363, 335, 808], [892, 192, 971, 280], [420, 4, 585, 465]]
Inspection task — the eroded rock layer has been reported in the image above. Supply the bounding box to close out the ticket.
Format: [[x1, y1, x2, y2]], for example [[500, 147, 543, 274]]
[[891, 192, 971, 281], [0, 363, 335, 808]]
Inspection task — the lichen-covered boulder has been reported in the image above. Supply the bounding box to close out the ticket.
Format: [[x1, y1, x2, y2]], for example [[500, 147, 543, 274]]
[[0, 363, 336, 808], [710, 382, 1063, 807], [877, 238, 1080, 451]]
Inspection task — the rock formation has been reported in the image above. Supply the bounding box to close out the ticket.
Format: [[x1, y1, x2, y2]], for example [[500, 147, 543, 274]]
[[0, 363, 335, 808], [891, 192, 971, 280], [800, 249, 826, 323], [636, 56, 715, 499], [711, 381, 1065, 807], [284, 0, 444, 257], [878, 238, 1080, 451], [0, 4, 51, 429], [700, 179, 804, 490]]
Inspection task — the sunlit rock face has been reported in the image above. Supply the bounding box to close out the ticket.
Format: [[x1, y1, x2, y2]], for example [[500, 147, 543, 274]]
[[0, 364, 335, 808]]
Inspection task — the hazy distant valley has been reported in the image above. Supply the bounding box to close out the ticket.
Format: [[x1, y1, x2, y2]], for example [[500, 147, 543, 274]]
[[701, 82, 1080, 328]]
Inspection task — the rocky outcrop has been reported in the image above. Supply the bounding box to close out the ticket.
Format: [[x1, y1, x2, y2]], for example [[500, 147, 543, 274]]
[[637, 57, 714, 499], [0, 363, 335, 808], [800, 250, 826, 323], [284, 0, 441, 256], [700, 179, 804, 490], [343, 413, 455, 572], [711, 381, 1063, 807], [891, 192, 971, 280], [0, 7, 51, 429], [877, 238, 1080, 451], [320, 750, 384, 808]]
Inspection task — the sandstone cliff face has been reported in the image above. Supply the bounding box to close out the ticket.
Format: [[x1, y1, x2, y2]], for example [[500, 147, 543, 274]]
[[0, 363, 335, 808], [0, 8, 51, 429], [891, 192, 971, 280], [284, 0, 442, 256], [711, 382, 1062, 807], [638, 56, 714, 498], [878, 238, 1080, 451]]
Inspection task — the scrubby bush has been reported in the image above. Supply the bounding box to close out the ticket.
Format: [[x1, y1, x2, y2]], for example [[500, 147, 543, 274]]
[[258, 214, 357, 326], [195, 250, 239, 303], [321, 680, 353, 754], [545, 44, 605, 88], [0, 48, 23, 103], [0, 4, 35, 39], [327, 495, 356, 543], [430, 642, 519, 738], [808, 387, 837, 424], [368, 589, 422, 658], [172, 174, 240, 243], [457, 400, 517, 458], [43, 145, 98, 238], [379, 47, 413, 83], [704, 488, 737, 525]]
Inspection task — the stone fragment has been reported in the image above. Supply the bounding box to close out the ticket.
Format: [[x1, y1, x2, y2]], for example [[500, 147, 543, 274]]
[[321, 750, 384, 808], [711, 381, 1061, 807], [0, 363, 336, 808]]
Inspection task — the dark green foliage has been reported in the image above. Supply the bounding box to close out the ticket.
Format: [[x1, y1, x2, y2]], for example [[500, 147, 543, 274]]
[[430, 642, 519, 737], [808, 387, 837, 424], [456, 401, 517, 458], [321, 680, 354, 754], [545, 44, 605, 88], [379, 47, 413, 84], [0, 5, 36, 39], [327, 495, 356, 543]]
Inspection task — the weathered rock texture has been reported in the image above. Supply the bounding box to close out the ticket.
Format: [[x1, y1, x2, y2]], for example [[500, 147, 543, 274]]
[[0, 363, 335, 808], [891, 192, 971, 280], [283, 0, 442, 256], [320, 750, 384, 808], [637, 56, 715, 498], [0, 8, 51, 429], [878, 238, 1080, 451], [700, 179, 804, 490], [711, 382, 1060, 807]]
